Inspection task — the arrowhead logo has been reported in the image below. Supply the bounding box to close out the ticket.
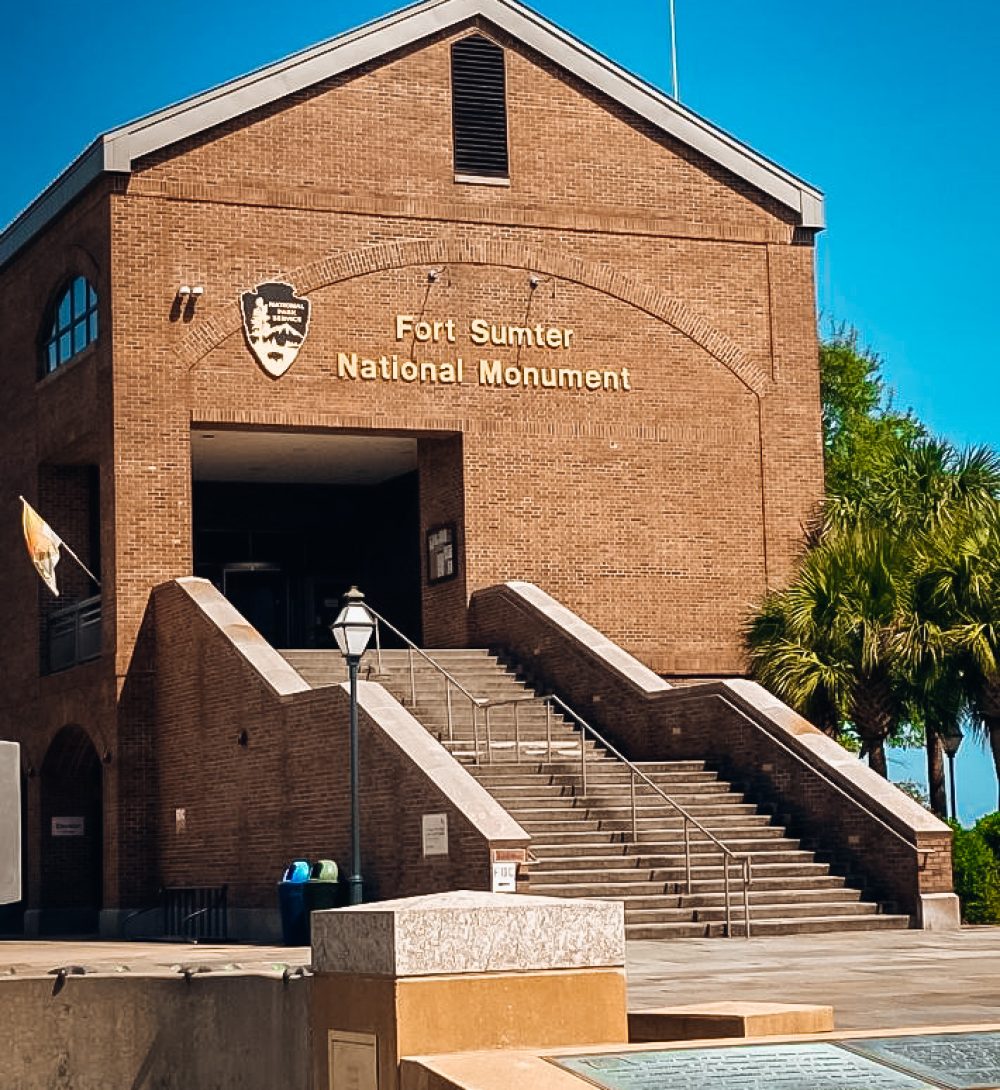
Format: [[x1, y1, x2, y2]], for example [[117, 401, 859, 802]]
[[240, 281, 311, 378]]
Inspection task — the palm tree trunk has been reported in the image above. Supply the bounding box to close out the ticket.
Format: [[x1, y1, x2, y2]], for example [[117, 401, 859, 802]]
[[868, 740, 888, 778], [925, 723, 948, 817], [853, 681, 896, 779]]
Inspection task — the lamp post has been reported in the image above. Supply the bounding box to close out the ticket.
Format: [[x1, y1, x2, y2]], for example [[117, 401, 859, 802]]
[[330, 586, 375, 906], [940, 726, 964, 823]]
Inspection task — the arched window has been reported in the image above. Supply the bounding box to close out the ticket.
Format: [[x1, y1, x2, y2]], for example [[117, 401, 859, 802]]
[[41, 276, 99, 376]]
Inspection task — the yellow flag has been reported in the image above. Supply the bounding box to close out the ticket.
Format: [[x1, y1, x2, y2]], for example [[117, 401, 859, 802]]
[[20, 498, 63, 596]]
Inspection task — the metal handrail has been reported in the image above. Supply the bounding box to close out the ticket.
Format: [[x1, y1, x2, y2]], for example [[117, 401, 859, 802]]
[[715, 694, 924, 854], [546, 692, 752, 937], [361, 608, 751, 936], [365, 607, 486, 744]]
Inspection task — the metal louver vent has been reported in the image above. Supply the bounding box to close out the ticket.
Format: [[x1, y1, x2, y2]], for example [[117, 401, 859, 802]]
[[451, 35, 509, 178]]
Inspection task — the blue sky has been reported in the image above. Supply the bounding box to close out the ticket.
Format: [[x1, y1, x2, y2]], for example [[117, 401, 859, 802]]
[[4, 1, 998, 819]]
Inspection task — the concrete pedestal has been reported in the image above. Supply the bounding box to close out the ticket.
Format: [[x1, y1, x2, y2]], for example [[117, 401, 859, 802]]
[[310, 890, 627, 1090]]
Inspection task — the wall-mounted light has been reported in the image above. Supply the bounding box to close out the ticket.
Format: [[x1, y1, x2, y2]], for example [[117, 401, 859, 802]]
[[177, 285, 192, 298], [190, 285, 204, 297], [427, 268, 441, 283]]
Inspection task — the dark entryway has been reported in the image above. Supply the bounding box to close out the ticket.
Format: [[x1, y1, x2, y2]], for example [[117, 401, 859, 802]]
[[193, 474, 422, 646], [39, 725, 103, 935]]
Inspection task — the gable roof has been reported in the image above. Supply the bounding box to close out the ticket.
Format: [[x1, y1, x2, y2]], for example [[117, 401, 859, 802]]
[[0, 0, 823, 267]]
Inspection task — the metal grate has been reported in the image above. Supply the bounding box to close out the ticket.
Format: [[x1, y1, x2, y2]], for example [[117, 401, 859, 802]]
[[451, 35, 509, 178], [162, 885, 228, 941]]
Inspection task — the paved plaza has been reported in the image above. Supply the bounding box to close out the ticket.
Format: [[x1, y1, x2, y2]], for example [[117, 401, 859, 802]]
[[626, 927, 1000, 1029], [3, 927, 1000, 1031]]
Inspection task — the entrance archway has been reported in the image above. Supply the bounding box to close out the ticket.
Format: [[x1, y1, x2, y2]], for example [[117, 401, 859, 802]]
[[39, 725, 102, 934], [191, 429, 423, 646]]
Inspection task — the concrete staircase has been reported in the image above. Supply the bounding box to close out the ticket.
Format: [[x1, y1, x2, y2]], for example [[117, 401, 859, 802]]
[[281, 647, 911, 939]]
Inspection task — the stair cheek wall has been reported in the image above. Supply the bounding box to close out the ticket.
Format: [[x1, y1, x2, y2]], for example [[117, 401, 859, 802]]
[[148, 580, 500, 910], [470, 583, 954, 922]]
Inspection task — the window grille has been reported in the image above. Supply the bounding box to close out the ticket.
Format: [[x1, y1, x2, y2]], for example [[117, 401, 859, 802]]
[[451, 35, 509, 179]]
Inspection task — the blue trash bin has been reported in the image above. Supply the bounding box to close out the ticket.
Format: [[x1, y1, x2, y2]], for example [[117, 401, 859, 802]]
[[277, 859, 311, 945]]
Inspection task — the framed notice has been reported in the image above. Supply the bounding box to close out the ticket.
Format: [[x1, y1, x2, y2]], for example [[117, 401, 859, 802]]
[[426, 524, 457, 584], [51, 816, 85, 837], [422, 813, 449, 857]]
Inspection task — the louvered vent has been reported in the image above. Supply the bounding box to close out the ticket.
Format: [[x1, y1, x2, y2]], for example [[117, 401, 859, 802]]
[[451, 35, 509, 178]]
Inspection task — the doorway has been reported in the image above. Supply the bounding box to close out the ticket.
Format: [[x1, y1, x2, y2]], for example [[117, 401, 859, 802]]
[[39, 726, 103, 935], [191, 430, 423, 646]]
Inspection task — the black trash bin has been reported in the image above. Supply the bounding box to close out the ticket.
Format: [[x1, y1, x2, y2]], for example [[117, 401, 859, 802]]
[[304, 859, 342, 939], [277, 859, 311, 945]]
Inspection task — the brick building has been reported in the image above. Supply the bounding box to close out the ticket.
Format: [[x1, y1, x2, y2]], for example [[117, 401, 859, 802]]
[[0, 0, 955, 938]]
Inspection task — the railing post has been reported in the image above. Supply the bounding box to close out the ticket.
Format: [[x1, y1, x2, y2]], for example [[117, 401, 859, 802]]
[[580, 723, 587, 796], [545, 700, 553, 763], [445, 680, 454, 743], [472, 704, 481, 764], [513, 701, 521, 764], [408, 645, 416, 705], [630, 770, 638, 842], [723, 854, 732, 938], [375, 619, 383, 675], [485, 706, 493, 765], [742, 856, 752, 939], [683, 818, 692, 893]]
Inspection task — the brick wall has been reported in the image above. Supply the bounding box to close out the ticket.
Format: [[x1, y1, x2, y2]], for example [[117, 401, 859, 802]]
[[470, 582, 954, 919], [1, 15, 824, 917], [104, 21, 822, 679], [148, 579, 525, 920]]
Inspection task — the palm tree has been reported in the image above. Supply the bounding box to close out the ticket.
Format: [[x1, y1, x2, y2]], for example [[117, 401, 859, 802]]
[[917, 505, 1000, 806], [825, 438, 1000, 805], [746, 527, 912, 777]]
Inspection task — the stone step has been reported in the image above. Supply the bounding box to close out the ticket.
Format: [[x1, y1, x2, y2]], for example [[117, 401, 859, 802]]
[[623, 914, 911, 940], [523, 828, 805, 849], [524, 862, 848, 886], [473, 761, 710, 779], [593, 883, 857, 910], [624, 900, 877, 925], [526, 852, 849, 877], [485, 780, 732, 798], [499, 800, 762, 818], [528, 879, 683, 898], [516, 822, 792, 845], [624, 922, 721, 939], [488, 796, 752, 815]]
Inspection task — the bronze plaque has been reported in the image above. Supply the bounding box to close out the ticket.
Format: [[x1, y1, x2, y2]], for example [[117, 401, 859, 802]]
[[549, 1043, 937, 1090], [843, 1032, 1000, 1090]]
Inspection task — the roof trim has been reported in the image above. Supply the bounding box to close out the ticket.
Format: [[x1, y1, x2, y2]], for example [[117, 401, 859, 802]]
[[0, 0, 824, 266]]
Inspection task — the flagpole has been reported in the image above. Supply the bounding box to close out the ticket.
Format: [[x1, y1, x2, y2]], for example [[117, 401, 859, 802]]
[[18, 495, 101, 590], [669, 0, 679, 101], [59, 540, 101, 590]]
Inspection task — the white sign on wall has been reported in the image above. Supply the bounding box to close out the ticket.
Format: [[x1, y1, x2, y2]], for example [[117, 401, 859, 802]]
[[51, 816, 85, 837], [421, 813, 449, 857], [0, 742, 20, 905], [491, 861, 517, 893]]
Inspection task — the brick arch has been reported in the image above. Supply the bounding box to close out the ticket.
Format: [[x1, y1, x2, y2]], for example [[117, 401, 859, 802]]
[[181, 238, 771, 395]]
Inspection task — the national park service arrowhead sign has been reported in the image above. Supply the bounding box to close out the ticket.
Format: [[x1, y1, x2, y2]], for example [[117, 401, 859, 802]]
[[240, 281, 311, 378]]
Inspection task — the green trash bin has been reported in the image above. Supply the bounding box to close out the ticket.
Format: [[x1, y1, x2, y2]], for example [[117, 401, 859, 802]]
[[304, 859, 342, 939]]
